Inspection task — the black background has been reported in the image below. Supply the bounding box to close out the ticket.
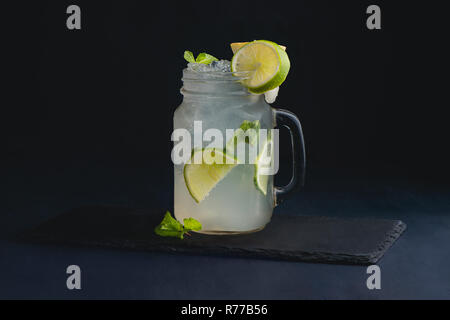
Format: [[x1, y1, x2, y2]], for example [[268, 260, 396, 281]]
[[5, 0, 449, 188], [1, 0, 450, 299]]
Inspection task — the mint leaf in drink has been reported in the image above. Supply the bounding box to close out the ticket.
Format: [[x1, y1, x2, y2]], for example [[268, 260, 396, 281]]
[[239, 120, 260, 132], [184, 50, 196, 63], [196, 52, 219, 64], [183, 218, 202, 232], [154, 211, 202, 239], [241, 120, 260, 145], [225, 120, 261, 154]]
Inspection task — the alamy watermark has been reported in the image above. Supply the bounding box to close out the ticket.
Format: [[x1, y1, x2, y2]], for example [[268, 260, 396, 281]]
[[366, 5, 381, 30], [366, 265, 381, 290], [66, 265, 81, 290], [171, 121, 279, 175], [66, 5, 81, 30]]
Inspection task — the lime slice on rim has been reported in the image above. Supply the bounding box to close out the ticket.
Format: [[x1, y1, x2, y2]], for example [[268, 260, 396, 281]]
[[184, 148, 237, 203], [254, 139, 274, 195], [231, 40, 290, 94], [230, 42, 286, 54]]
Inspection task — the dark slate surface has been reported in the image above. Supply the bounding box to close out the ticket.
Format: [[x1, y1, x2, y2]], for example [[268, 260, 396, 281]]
[[19, 206, 406, 265]]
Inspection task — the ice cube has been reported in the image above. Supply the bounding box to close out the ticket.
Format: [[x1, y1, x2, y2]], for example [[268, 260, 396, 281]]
[[187, 60, 231, 73], [264, 87, 279, 104]]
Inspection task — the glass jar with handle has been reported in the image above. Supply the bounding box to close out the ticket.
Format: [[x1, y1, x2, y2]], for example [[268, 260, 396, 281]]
[[173, 68, 305, 234]]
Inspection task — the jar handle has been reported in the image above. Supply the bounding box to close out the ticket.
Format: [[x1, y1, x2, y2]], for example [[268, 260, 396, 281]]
[[272, 108, 306, 205]]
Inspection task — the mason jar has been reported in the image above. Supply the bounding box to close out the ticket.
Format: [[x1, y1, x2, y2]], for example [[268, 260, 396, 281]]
[[173, 68, 305, 234]]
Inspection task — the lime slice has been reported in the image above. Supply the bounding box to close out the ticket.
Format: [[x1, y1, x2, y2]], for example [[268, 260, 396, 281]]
[[254, 139, 274, 195], [230, 42, 286, 54], [231, 40, 290, 94], [184, 148, 237, 203]]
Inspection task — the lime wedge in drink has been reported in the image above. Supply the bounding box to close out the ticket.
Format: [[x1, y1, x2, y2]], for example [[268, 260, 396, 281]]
[[254, 139, 274, 195], [184, 148, 237, 203], [231, 40, 290, 94], [184, 120, 261, 203]]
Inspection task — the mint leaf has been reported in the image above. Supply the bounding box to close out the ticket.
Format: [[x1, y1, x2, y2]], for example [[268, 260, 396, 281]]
[[225, 120, 261, 154], [239, 120, 260, 132], [184, 50, 196, 63], [154, 227, 185, 239], [240, 120, 260, 145], [236, 120, 261, 145], [154, 211, 202, 239], [160, 211, 184, 231], [154, 211, 184, 239], [183, 218, 202, 231], [196, 52, 218, 64]]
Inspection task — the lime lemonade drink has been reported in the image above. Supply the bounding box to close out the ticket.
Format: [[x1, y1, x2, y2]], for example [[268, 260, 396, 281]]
[[173, 41, 305, 234]]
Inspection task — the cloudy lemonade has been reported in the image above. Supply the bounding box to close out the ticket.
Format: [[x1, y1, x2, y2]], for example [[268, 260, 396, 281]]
[[173, 41, 292, 233]]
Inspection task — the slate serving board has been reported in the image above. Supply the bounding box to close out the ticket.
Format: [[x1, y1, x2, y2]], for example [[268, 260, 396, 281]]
[[20, 206, 406, 265]]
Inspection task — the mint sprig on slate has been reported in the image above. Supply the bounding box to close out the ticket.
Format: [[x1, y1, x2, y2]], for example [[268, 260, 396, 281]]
[[154, 211, 202, 239]]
